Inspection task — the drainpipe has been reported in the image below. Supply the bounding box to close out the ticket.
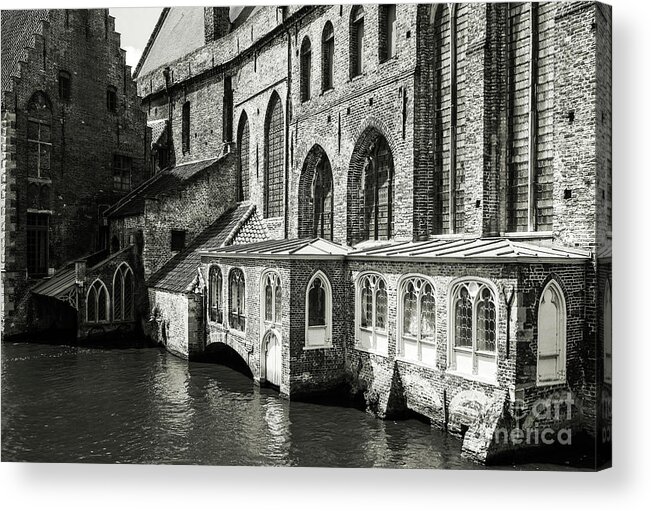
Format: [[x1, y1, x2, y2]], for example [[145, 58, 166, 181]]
[[283, 7, 291, 239]]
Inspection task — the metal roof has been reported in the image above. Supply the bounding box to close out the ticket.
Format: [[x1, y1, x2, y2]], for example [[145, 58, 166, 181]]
[[201, 238, 351, 259], [347, 238, 591, 263], [31, 267, 76, 298]]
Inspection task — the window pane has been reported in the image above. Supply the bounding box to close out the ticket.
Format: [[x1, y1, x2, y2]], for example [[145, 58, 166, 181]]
[[124, 270, 134, 320], [113, 273, 123, 320], [274, 281, 282, 324], [87, 288, 97, 323], [308, 278, 326, 326], [360, 279, 372, 328], [477, 288, 496, 352], [265, 283, 273, 322], [375, 281, 387, 331], [455, 286, 472, 347], [265, 96, 284, 217], [420, 285, 436, 339], [403, 283, 417, 337], [97, 285, 107, 322]]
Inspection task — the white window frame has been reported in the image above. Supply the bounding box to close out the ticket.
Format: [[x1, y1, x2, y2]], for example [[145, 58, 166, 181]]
[[112, 262, 134, 322], [397, 274, 437, 366], [354, 272, 389, 355], [304, 270, 332, 349], [448, 278, 499, 383], [208, 264, 223, 324], [260, 270, 282, 331], [536, 280, 567, 386], [228, 267, 246, 334], [86, 278, 110, 324]]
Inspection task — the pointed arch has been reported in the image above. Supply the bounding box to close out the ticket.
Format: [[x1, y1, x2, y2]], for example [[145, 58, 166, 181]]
[[112, 262, 134, 321], [237, 111, 250, 201], [86, 279, 110, 323], [264, 92, 284, 218], [260, 270, 282, 327], [298, 144, 334, 240], [536, 279, 567, 385], [305, 270, 332, 348]]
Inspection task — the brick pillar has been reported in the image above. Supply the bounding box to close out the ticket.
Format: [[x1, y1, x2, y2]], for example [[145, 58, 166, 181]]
[[1, 109, 18, 336], [204, 7, 230, 43]]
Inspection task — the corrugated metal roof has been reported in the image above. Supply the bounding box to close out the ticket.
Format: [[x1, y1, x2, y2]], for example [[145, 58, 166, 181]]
[[106, 155, 228, 218], [31, 267, 76, 298], [203, 238, 351, 259], [1, 9, 49, 95], [347, 238, 590, 263], [148, 203, 266, 293]]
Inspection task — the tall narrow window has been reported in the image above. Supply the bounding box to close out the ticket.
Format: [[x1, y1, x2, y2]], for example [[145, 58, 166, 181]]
[[300, 37, 312, 102], [305, 271, 332, 348], [350, 6, 365, 78], [209, 265, 223, 323], [321, 22, 335, 91], [604, 281, 612, 383], [379, 4, 397, 63], [106, 86, 117, 112], [113, 154, 132, 192], [229, 268, 246, 332], [58, 71, 71, 101], [356, 274, 388, 354], [262, 272, 282, 326], [362, 136, 394, 241], [264, 93, 284, 218], [450, 281, 498, 381], [112, 262, 134, 322], [223, 76, 233, 143], [399, 277, 436, 365], [27, 92, 52, 179], [313, 156, 334, 240], [237, 113, 250, 201], [537, 280, 566, 385], [26, 213, 49, 276], [86, 279, 110, 323], [182, 101, 191, 155]]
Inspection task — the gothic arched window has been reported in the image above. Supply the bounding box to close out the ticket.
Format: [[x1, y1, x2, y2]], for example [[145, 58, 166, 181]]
[[112, 262, 134, 321], [321, 22, 335, 91], [229, 268, 246, 332], [209, 265, 223, 323], [356, 273, 388, 354], [264, 94, 284, 218], [86, 279, 110, 323], [350, 6, 365, 78], [537, 280, 566, 385], [305, 271, 332, 348], [237, 113, 250, 201], [399, 276, 436, 365], [300, 37, 312, 102]]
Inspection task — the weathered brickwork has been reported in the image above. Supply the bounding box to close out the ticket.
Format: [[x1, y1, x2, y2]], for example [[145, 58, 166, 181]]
[[1, 9, 147, 337], [127, 4, 610, 465]]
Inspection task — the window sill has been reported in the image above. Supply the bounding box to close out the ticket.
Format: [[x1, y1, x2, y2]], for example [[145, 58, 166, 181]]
[[349, 73, 365, 83], [445, 369, 498, 387], [535, 379, 567, 388], [27, 176, 52, 184], [228, 328, 246, 339], [354, 345, 389, 358], [320, 87, 335, 96], [395, 356, 437, 370], [502, 231, 554, 239], [303, 343, 332, 351], [26, 209, 53, 215]]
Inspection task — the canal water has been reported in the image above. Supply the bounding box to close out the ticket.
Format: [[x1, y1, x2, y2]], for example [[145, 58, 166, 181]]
[[1, 342, 586, 469]]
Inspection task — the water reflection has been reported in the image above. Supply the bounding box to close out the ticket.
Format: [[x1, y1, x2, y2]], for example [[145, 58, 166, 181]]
[[0, 342, 521, 469]]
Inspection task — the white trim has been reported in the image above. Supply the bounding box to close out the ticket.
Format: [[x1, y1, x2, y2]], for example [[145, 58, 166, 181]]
[[304, 270, 333, 348], [207, 264, 224, 324], [227, 267, 247, 333], [354, 271, 389, 355], [396, 273, 437, 365], [536, 279, 567, 387], [85, 278, 110, 323], [112, 262, 134, 322], [259, 269, 282, 334]]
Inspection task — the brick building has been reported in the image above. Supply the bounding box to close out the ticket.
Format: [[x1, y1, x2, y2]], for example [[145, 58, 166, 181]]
[[92, 3, 612, 464], [1, 9, 147, 336]]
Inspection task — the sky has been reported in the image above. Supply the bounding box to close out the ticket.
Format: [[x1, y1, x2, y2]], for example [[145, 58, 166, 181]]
[[109, 8, 162, 70]]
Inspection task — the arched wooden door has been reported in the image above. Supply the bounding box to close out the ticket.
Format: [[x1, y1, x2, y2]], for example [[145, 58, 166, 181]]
[[263, 331, 281, 388]]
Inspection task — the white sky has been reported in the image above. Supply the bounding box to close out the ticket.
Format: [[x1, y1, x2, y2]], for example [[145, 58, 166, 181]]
[[109, 7, 162, 69]]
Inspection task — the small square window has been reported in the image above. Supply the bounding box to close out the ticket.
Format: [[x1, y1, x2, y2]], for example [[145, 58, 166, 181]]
[[107, 86, 117, 112], [170, 230, 186, 251]]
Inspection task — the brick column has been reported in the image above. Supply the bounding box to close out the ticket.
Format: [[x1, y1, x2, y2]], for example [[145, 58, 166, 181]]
[[1, 110, 18, 336]]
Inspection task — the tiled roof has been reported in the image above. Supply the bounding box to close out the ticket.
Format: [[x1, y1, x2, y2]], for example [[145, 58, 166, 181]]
[[347, 238, 591, 263], [147, 203, 265, 293], [148, 119, 167, 148], [1, 9, 49, 95], [105, 155, 227, 218], [203, 238, 351, 259]]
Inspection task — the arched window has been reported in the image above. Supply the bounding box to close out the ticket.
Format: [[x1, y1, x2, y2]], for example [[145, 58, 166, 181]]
[[379, 4, 397, 62], [363, 136, 394, 242], [356, 273, 388, 354], [604, 281, 612, 383], [27, 91, 52, 179], [305, 271, 332, 348], [262, 271, 282, 326], [58, 70, 71, 101], [237, 113, 250, 201], [298, 146, 334, 240], [229, 268, 246, 332], [450, 280, 497, 381], [300, 37, 312, 102], [264, 93, 284, 218], [112, 262, 134, 321], [399, 276, 436, 365], [209, 265, 223, 323], [86, 279, 110, 323], [321, 22, 335, 91], [537, 280, 566, 385], [350, 6, 365, 78]]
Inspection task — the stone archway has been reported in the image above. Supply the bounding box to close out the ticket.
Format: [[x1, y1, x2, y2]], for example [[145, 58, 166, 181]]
[[297, 144, 334, 240]]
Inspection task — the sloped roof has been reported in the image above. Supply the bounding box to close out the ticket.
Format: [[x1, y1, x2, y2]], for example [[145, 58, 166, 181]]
[[203, 238, 351, 259], [148, 203, 267, 293], [1, 9, 49, 95], [105, 155, 227, 218], [347, 238, 591, 263]]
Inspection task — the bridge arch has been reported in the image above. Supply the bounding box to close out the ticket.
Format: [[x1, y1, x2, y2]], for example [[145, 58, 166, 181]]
[[203, 340, 254, 379]]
